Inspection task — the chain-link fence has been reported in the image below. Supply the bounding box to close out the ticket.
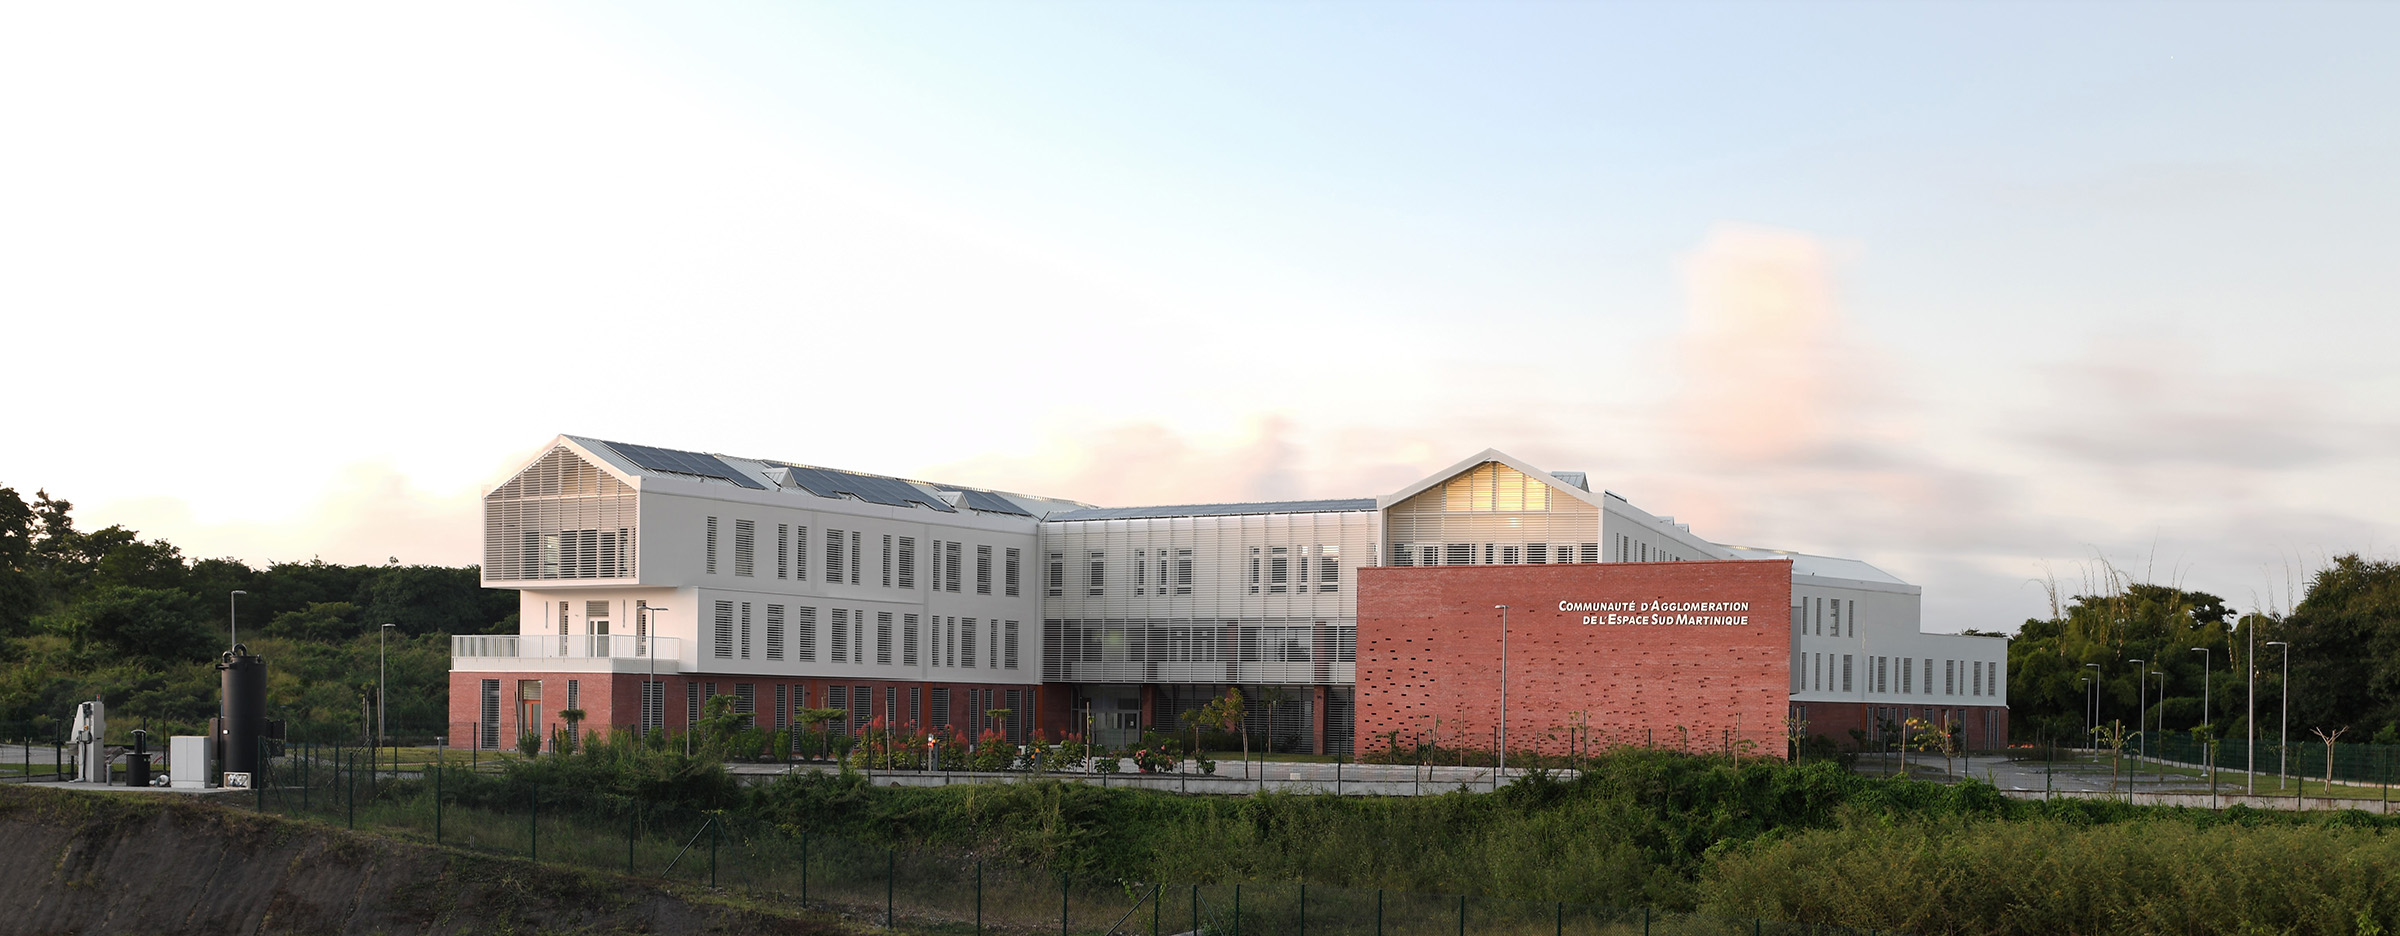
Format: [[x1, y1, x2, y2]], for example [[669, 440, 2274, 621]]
[[2, 723, 68, 782], [2136, 731, 2400, 795], [241, 741, 1903, 936]]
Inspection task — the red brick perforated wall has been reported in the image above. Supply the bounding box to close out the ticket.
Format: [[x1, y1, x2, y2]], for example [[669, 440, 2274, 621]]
[[1357, 561, 1793, 759]]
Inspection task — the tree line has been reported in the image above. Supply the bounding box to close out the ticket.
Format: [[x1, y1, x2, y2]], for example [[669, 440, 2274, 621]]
[[0, 484, 515, 741], [2007, 553, 2400, 748]]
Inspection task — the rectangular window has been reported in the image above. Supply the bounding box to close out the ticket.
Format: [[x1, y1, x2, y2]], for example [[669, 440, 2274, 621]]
[[797, 606, 817, 661], [1268, 546, 1289, 594], [910, 687, 921, 730], [777, 523, 791, 580], [898, 536, 917, 589], [687, 682, 702, 725], [903, 613, 919, 667], [1831, 599, 1841, 637], [826, 686, 847, 734], [1046, 552, 1064, 597], [1902, 656, 1913, 694], [1005, 547, 1021, 597], [1974, 661, 1984, 696], [930, 688, 951, 729], [712, 600, 734, 659], [826, 529, 845, 583], [976, 545, 994, 595], [876, 612, 893, 665], [1946, 661, 1956, 696], [1319, 545, 1341, 592], [987, 619, 999, 669], [1393, 544, 1415, 567], [883, 535, 894, 588], [794, 525, 808, 580], [1088, 551, 1106, 596], [1848, 600, 1857, 637], [739, 601, 753, 660], [962, 617, 978, 668], [733, 684, 756, 725], [831, 608, 849, 662], [705, 517, 719, 574], [850, 686, 870, 734], [775, 684, 788, 728], [733, 519, 756, 577], [640, 681, 662, 735], [928, 540, 943, 591], [1249, 547, 1264, 591], [851, 532, 862, 585], [1133, 548, 1147, 595], [945, 541, 963, 593], [1175, 549, 1193, 595], [1004, 620, 1019, 669], [1842, 654, 1854, 692], [1580, 543, 1600, 563], [765, 605, 786, 660]]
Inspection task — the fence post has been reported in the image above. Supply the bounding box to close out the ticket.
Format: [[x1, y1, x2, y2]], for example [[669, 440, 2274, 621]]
[[1556, 901, 1563, 936], [347, 751, 355, 830], [1299, 883, 1306, 936], [1061, 874, 1069, 936], [886, 848, 895, 928], [256, 736, 266, 811], [977, 861, 984, 936], [627, 803, 636, 875], [1234, 883, 1241, 936], [802, 831, 810, 902], [708, 814, 718, 888], [1153, 882, 1161, 936], [434, 764, 443, 844], [1375, 889, 1383, 936], [1643, 906, 1651, 936], [1457, 894, 1466, 936], [530, 784, 539, 863]]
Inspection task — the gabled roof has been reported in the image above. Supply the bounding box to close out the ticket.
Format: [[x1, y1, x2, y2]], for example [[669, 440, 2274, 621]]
[[549, 435, 1089, 516], [1715, 544, 1911, 586], [1374, 448, 1610, 511]]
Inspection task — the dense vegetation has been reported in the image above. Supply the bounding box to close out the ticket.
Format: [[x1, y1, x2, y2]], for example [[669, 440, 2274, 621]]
[[425, 738, 2400, 935], [0, 484, 513, 740], [2006, 555, 2400, 748]]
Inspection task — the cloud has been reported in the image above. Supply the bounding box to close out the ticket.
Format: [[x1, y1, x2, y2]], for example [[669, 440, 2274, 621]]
[[2022, 335, 2372, 471], [1671, 224, 1880, 464]]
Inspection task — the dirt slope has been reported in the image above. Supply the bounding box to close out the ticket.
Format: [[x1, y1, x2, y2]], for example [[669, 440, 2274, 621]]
[[0, 785, 844, 935]]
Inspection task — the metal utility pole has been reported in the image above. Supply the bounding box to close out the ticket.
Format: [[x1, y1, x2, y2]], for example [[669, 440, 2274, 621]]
[[2130, 659, 2147, 770], [2084, 663, 2101, 747], [379, 623, 395, 764], [230, 590, 247, 648], [2267, 641, 2290, 790], [2192, 647, 2213, 784], [2242, 610, 2255, 796]]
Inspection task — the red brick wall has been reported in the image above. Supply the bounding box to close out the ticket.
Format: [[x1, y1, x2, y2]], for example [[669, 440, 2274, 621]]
[[1790, 700, 2012, 751], [445, 671, 1048, 749], [1357, 561, 1794, 759]]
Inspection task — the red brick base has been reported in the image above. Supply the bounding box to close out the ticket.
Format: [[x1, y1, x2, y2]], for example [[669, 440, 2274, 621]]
[[1789, 700, 2011, 753], [445, 671, 1047, 749]]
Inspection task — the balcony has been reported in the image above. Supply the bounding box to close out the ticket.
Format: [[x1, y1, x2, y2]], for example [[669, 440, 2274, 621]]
[[450, 634, 684, 674]]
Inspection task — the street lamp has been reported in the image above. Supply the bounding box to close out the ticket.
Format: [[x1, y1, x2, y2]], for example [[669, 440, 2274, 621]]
[[2083, 663, 2101, 747], [2191, 647, 2212, 784], [642, 605, 669, 738], [2239, 608, 2255, 796], [229, 590, 248, 649], [2267, 640, 2291, 791], [378, 622, 394, 754], [1494, 604, 1510, 783], [2140, 657, 2160, 768]]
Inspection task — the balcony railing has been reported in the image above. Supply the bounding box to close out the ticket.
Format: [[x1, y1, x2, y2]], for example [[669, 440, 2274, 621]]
[[452, 633, 681, 662]]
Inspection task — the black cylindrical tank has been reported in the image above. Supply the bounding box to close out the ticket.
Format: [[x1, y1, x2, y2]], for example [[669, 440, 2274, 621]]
[[219, 649, 267, 778], [127, 729, 150, 787]]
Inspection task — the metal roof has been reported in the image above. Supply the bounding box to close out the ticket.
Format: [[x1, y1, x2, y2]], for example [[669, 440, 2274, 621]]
[[1047, 498, 1378, 522], [1715, 544, 1911, 586]]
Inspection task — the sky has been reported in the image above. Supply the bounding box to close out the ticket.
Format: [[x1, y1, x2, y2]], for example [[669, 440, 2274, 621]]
[[3, 2, 2395, 631]]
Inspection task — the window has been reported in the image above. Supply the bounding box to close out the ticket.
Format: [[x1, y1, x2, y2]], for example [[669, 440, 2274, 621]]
[[988, 619, 999, 669], [826, 529, 845, 582], [1175, 549, 1193, 595], [930, 688, 951, 729], [977, 545, 993, 595], [1445, 544, 1475, 565], [826, 686, 847, 734], [1842, 654, 1854, 692], [1004, 620, 1019, 669], [1319, 546, 1341, 592], [1133, 549, 1147, 595], [766, 605, 786, 660], [1831, 599, 1841, 637], [945, 541, 963, 593], [877, 612, 893, 665], [1248, 547, 1262, 593], [1902, 656, 1913, 694], [794, 525, 808, 580], [1088, 551, 1106, 596], [712, 601, 734, 659], [928, 540, 944, 591], [1005, 548, 1021, 597], [777, 524, 790, 580], [831, 608, 849, 662], [1876, 656, 1886, 693], [640, 681, 662, 734], [1046, 552, 1064, 597], [1847, 600, 1856, 637], [733, 684, 756, 725], [903, 613, 919, 666], [565, 678, 580, 711], [946, 617, 958, 667], [883, 535, 894, 587], [797, 607, 817, 662], [687, 683, 701, 725], [706, 517, 719, 574], [775, 684, 787, 728], [739, 601, 752, 660], [1974, 661, 1983, 696], [733, 519, 756, 577], [961, 617, 978, 668], [910, 687, 921, 730], [851, 532, 862, 584], [1945, 660, 1955, 695], [898, 536, 917, 589], [1268, 547, 1289, 594]]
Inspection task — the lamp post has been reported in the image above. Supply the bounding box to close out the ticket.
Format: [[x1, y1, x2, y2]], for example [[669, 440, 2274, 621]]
[[2083, 663, 2101, 748], [2241, 609, 2255, 796], [642, 605, 668, 738], [2267, 640, 2290, 791], [2191, 647, 2212, 785], [1494, 604, 1509, 783], [379, 623, 394, 767], [229, 589, 248, 649], [2130, 659, 2146, 772]]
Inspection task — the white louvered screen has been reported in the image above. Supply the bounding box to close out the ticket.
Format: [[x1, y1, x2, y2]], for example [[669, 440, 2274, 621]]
[[483, 446, 639, 581]]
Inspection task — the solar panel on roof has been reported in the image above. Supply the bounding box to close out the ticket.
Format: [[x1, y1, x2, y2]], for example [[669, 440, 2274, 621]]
[[956, 489, 1033, 516], [774, 464, 954, 512], [601, 441, 766, 490]]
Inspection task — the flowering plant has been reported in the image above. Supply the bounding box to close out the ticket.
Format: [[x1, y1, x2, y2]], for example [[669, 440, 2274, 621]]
[[1132, 747, 1179, 774]]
